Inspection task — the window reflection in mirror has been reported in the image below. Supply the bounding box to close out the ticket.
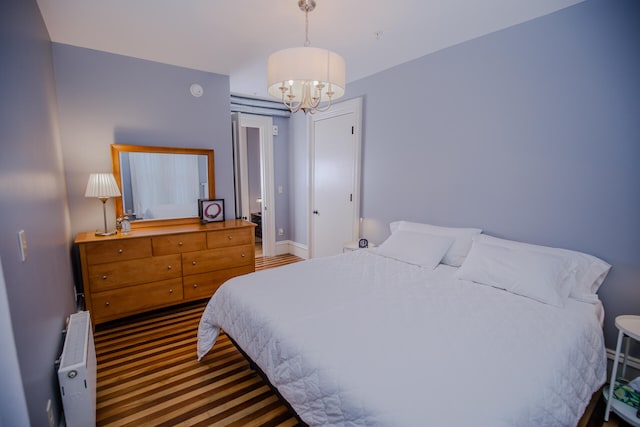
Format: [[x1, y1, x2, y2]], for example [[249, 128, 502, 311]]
[[111, 144, 215, 226]]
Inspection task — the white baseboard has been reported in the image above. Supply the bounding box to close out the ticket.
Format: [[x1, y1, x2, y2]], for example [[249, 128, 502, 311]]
[[607, 348, 640, 371], [607, 348, 640, 381], [275, 240, 309, 259]]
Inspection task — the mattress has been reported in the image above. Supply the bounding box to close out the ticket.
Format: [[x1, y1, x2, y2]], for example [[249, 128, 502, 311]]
[[197, 250, 606, 426]]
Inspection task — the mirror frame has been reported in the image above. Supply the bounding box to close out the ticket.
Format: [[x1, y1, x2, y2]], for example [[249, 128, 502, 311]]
[[111, 144, 215, 228]]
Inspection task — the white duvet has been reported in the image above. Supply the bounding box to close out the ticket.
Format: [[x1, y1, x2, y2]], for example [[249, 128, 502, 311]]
[[197, 250, 606, 426]]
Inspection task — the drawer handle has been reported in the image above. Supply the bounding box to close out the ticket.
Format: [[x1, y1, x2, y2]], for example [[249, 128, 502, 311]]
[[167, 265, 172, 270], [169, 289, 173, 294], [193, 283, 198, 288], [228, 235, 233, 240], [102, 275, 107, 280], [241, 253, 246, 258], [192, 261, 197, 266], [105, 301, 110, 307], [178, 241, 183, 246], [118, 248, 123, 254]]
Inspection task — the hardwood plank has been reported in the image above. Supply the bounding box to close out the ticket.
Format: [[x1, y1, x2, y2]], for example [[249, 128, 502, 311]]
[[97, 357, 248, 409], [95, 254, 304, 426], [255, 254, 304, 270]]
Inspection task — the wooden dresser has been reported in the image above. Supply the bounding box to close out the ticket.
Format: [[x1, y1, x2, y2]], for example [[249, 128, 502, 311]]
[[75, 220, 255, 325]]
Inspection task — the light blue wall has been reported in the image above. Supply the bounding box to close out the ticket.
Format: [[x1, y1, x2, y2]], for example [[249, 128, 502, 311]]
[[0, 0, 77, 425], [341, 0, 640, 349], [52, 44, 233, 236], [290, 113, 309, 245], [273, 115, 291, 241], [247, 128, 262, 214]]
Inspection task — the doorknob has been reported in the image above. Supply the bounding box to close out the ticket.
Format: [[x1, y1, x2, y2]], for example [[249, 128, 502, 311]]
[[313, 210, 319, 215]]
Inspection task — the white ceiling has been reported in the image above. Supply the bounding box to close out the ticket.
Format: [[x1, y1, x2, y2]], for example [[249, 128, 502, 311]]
[[36, 0, 583, 99]]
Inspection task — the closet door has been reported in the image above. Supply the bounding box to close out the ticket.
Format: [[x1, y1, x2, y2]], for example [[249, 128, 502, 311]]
[[309, 98, 362, 258]]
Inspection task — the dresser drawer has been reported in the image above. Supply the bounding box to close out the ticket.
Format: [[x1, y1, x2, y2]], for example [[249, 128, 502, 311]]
[[88, 254, 182, 291], [183, 265, 254, 300], [85, 238, 152, 264], [182, 244, 254, 275], [75, 220, 256, 325], [91, 278, 183, 322], [152, 233, 206, 255], [207, 228, 253, 249]]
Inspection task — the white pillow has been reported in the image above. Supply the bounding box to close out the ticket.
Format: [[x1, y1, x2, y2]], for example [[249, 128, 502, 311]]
[[374, 231, 454, 269], [456, 237, 574, 307], [390, 221, 482, 267], [471, 234, 611, 303]]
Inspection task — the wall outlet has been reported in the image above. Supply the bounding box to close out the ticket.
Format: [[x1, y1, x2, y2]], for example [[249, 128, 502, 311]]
[[46, 399, 54, 427], [278, 228, 284, 236]]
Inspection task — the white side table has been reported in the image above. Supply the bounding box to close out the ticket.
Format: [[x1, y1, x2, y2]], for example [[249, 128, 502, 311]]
[[343, 241, 376, 253], [604, 315, 640, 426]]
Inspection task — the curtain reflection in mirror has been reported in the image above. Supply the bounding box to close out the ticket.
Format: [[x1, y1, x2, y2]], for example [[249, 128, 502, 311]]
[[128, 152, 200, 219]]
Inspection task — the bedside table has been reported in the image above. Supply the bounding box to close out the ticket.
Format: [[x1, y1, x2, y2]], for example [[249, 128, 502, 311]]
[[604, 315, 640, 426], [343, 241, 376, 252]]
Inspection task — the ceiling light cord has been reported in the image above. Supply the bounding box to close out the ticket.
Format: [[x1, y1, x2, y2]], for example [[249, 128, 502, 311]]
[[304, 8, 310, 47]]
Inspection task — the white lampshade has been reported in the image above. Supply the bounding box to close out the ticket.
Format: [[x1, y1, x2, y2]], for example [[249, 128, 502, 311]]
[[85, 173, 121, 199], [267, 0, 346, 114], [267, 47, 346, 101]]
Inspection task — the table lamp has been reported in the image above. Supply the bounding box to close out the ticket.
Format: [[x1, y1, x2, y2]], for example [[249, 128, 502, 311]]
[[85, 173, 121, 236]]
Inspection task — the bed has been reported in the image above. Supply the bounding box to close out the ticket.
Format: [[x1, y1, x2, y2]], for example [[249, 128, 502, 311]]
[[197, 221, 611, 426]]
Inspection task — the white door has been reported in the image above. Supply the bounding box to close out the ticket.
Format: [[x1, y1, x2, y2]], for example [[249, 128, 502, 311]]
[[231, 113, 276, 257], [309, 98, 362, 258]]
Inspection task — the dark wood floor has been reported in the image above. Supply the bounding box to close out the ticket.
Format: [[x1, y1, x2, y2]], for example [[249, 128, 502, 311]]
[[94, 253, 628, 427], [589, 391, 634, 427], [94, 254, 304, 427]]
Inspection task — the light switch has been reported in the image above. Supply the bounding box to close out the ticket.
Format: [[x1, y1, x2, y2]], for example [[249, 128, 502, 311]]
[[17, 230, 27, 262], [272, 125, 279, 136], [278, 185, 283, 194]]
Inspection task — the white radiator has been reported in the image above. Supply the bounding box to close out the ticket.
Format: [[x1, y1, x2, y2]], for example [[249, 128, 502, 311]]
[[58, 311, 96, 427]]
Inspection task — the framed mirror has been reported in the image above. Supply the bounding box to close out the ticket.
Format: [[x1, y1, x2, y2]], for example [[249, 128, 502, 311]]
[[111, 144, 215, 227]]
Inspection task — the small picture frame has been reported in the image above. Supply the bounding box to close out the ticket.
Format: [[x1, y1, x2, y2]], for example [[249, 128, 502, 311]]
[[199, 199, 225, 223]]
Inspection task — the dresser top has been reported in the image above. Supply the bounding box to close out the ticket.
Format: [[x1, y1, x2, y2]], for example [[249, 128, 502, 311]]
[[75, 219, 255, 244]]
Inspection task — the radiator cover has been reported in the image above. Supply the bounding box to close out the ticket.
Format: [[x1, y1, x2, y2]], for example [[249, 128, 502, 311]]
[[58, 311, 96, 427]]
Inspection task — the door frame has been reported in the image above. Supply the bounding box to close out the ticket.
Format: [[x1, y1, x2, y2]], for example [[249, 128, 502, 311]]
[[307, 97, 363, 258], [232, 113, 276, 257]]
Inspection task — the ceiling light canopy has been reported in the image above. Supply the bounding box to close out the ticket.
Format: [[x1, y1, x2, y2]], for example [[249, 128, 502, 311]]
[[267, 0, 345, 114]]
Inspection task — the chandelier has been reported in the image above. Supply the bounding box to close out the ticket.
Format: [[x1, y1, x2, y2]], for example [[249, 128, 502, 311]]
[[267, 0, 346, 114]]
